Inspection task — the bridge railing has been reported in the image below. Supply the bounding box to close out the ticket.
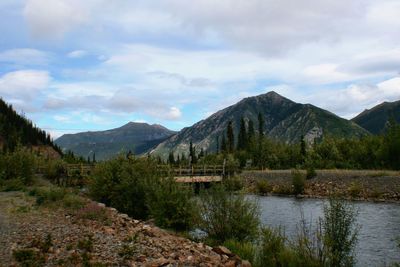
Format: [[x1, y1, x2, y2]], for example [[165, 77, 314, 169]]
[[157, 165, 225, 177]]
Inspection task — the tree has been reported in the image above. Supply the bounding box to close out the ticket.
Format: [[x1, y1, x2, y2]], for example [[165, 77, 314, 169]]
[[248, 119, 255, 141], [216, 135, 220, 154], [221, 134, 227, 153], [92, 152, 96, 163], [168, 151, 175, 165], [237, 117, 248, 151], [227, 121, 235, 153], [300, 135, 307, 163], [189, 141, 197, 164], [258, 112, 264, 138]]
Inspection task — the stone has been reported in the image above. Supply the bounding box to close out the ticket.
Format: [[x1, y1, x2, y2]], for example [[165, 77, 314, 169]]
[[241, 260, 252, 267], [212, 246, 233, 257]]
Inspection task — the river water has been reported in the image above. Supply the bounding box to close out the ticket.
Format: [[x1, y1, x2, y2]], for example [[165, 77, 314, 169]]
[[253, 195, 400, 267]]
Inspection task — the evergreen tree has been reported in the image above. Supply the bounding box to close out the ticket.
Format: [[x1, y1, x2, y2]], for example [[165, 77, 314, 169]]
[[168, 151, 175, 165], [198, 148, 205, 159], [92, 152, 96, 163], [300, 135, 307, 163], [189, 141, 197, 164], [258, 112, 264, 138], [227, 121, 234, 153], [221, 134, 227, 153], [237, 117, 248, 150], [248, 119, 255, 140], [216, 135, 220, 154]]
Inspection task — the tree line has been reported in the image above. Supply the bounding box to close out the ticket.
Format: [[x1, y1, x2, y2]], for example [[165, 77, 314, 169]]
[[166, 113, 400, 170]]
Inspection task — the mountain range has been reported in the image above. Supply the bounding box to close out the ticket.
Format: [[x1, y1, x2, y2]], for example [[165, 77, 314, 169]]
[[55, 122, 176, 160], [151, 91, 368, 158], [352, 100, 400, 134], [54, 91, 400, 160]]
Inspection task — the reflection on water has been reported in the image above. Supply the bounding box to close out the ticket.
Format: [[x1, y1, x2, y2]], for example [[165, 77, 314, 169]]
[[252, 195, 400, 267]]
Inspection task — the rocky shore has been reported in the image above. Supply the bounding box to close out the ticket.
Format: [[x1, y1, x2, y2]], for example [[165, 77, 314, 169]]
[[0, 191, 250, 266], [242, 169, 400, 202]]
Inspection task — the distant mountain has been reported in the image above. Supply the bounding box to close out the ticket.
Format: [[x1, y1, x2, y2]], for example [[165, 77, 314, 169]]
[[152, 91, 368, 158], [55, 122, 176, 160], [0, 98, 61, 157], [352, 100, 400, 134]]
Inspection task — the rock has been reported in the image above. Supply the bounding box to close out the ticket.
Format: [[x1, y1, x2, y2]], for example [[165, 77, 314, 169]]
[[212, 246, 233, 257], [225, 260, 236, 267], [241, 260, 252, 267], [97, 203, 106, 208]]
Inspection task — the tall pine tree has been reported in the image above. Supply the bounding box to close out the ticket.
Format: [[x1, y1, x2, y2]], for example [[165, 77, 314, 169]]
[[237, 117, 248, 150], [227, 121, 234, 153]]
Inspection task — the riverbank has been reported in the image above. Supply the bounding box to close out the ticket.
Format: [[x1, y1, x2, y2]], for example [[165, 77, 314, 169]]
[[241, 169, 400, 202], [0, 191, 249, 266]]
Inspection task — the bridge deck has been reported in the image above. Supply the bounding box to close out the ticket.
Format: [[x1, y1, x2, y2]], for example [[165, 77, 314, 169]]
[[174, 175, 222, 183]]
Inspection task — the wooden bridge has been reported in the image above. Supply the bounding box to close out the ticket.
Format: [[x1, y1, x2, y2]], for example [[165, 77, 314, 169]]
[[162, 165, 225, 184], [38, 163, 225, 185]]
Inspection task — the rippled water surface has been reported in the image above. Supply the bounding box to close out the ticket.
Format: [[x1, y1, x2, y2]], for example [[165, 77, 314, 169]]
[[253, 195, 400, 267]]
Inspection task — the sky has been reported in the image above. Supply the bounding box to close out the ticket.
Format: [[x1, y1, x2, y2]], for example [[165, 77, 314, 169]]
[[0, 0, 400, 139]]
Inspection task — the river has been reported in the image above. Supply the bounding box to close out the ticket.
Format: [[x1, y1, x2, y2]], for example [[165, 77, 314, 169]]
[[252, 195, 400, 266]]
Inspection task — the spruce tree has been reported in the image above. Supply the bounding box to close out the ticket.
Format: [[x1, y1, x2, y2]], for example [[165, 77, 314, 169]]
[[258, 112, 264, 138], [237, 117, 247, 150], [227, 121, 234, 153], [300, 135, 307, 163], [221, 134, 227, 153]]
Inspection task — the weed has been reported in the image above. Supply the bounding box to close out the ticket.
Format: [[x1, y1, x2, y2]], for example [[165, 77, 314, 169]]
[[13, 248, 45, 266], [77, 235, 94, 252], [75, 202, 110, 224], [255, 179, 272, 195]]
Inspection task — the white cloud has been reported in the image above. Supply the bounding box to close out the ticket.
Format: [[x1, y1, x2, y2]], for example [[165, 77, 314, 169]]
[[0, 70, 50, 97], [67, 50, 87, 58], [23, 0, 92, 39], [0, 48, 50, 65]]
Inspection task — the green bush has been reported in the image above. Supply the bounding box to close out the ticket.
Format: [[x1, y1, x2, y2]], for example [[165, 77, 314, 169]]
[[0, 147, 36, 186], [255, 179, 272, 195], [306, 165, 317, 179], [198, 185, 260, 243], [43, 159, 66, 183], [255, 227, 287, 267], [0, 178, 25, 191], [292, 169, 305, 195], [29, 187, 67, 205], [147, 177, 196, 231], [322, 198, 359, 267], [13, 248, 45, 266], [89, 156, 159, 220], [223, 176, 244, 191]]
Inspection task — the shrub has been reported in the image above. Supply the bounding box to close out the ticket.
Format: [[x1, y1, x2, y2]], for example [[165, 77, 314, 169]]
[[89, 156, 159, 220], [43, 159, 66, 184], [322, 198, 359, 267], [75, 202, 110, 224], [306, 165, 317, 180], [223, 176, 244, 191], [0, 178, 25, 192], [30, 187, 67, 205], [348, 181, 362, 198], [77, 235, 94, 252], [255, 227, 287, 267], [13, 248, 45, 266], [147, 177, 196, 231], [198, 185, 260, 243], [0, 147, 36, 186], [62, 194, 86, 210], [292, 169, 305, 195], [255, 179, 272, 195]]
